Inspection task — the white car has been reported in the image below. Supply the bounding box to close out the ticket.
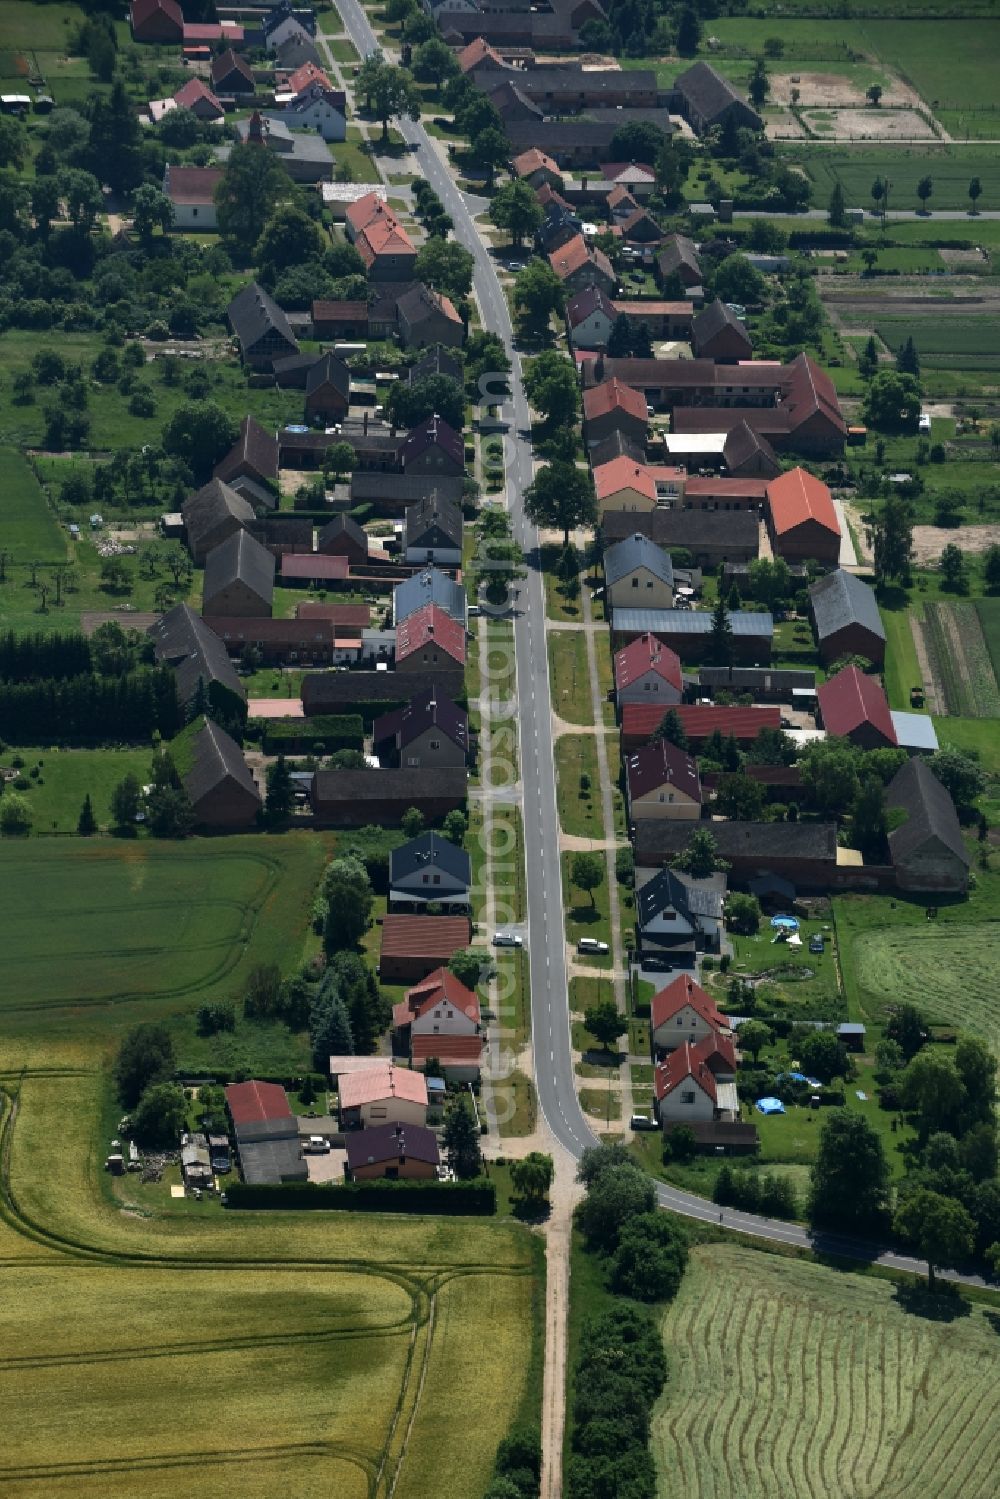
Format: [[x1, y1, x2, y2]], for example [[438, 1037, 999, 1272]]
[[578, 938, 610, 954], [918, 412, 932, 433], [492, 931, 523, 948]]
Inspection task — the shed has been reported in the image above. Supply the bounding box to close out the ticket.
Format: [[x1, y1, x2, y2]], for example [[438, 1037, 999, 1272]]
[[809, 569, 885, 666]]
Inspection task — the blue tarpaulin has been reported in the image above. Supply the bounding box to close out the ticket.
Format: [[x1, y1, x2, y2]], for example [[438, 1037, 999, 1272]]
[[756, 1097, 785, 1115]]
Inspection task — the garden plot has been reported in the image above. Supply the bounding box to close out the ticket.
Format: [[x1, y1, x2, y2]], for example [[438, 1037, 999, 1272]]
[[922, 601, 1000, 717]]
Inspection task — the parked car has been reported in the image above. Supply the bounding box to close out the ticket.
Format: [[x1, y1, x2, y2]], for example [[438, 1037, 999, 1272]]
[[578, 937, 610, 954], [809, 934, 824, 954], [918, 412, 931, 433], [630, 1113, 657, 1131], [492, 931, 523, 948]]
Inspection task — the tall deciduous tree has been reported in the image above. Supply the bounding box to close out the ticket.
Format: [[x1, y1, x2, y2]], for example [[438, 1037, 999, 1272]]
[[489, 179, 543, 248], [510, 1152, 554, 1206], [584, 1000, 623, 1051], [414, 238, 474, 299], [321, 856, 374, 950], [114, 1024, 175, 1108], [869, 492, 915, 585], [571, 851, 605, 908], [894, 1188, 975, 1289], [523, 349, 579, 427], [214, 144, 290, 255], [524, 462, 596, 545], [808, 1110, 889, 1230], [671, 827, 729, 879], [512, 260, 565, 334]]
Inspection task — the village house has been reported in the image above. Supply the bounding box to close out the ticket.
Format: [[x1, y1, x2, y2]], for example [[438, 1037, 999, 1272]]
[[566, 286, 618, 351], [310, 767, 468, 826], [657, 233, 702, 290], [625, 739, 702, 823], [203, 616, 339, 666], [614, 632, 683, 708], [512, 148, 565, 192], [211, 48, 255, 96], [613, 301, 695, 341], [399, 416, 465, 478], [691, 300, 753, 363], [351, 471, 465, 520], [311, 299, 370, 339], [620, 702, 782, 754], [162, 164, 224, 230], [549, 235, 616, 296], [396, 603, 467, 674], [817, 665, 897, 750], [637, 867, 726, 964], [809, 569, 886, 667], [649, 973, 731, 1056], [130, 0, 183, 44], [282, 82, 347, 141], [227, 283, 300, 370], [389, 836, 472, 909], [345, 1122, 440, 1181], [887, 758, 970, 895], [149, 604, 246, 720], [595, 458, 657, 515], [262, 1, 317, 52], [394, 567, 467, 626], [766, 466, 841, 565], [601, 508, 760, 568], [181, 479, 254, 564], [397, 285, 464, 350], [337, 1062, 429, 1131], [183, 718, 262, 829], [404, 492, 463, 566], [670, 61, 762, 135], [654, 1033, 739, 1127], [378, 914, 472, 985], [373, 688, 470, 769], [172, 76, 225, 121], [316, 513, 368, 565], [604, 532, 675, 610], [583, 377, 649, 449], [225, 1080, 306, 1185], [214, 416, 279, 496], [304, 352, 351, 421], [202, 530, 275, 618]]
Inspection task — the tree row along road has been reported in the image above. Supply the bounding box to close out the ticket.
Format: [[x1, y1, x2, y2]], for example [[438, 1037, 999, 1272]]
[[330, 0, 991, 1294]]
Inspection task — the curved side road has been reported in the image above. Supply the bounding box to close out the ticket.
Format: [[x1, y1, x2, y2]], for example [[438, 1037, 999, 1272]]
[[332, 0, 991, 1291]]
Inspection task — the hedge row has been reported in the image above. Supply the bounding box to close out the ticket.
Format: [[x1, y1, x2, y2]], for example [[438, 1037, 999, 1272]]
[[262, 714, 364, 754], [225, 1178, 496, 1214]]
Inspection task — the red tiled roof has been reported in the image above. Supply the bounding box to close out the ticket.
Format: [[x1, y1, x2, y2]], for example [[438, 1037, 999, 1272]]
[[287, 61, 334, 95], [225, 1079, 293, 1125], [405, 967, 480, 1024], [625, 738, 702, 804], [338, 1061, 428, 1109], [514, 147, 561, 179], [601, 161, 655, 183], [280, 554, 350, 581], [622, 703, 781, 746], [183, 22, 242, 42], [766, 466, 840, 540], [816, 666, 897, 745], [411, 1034, 484, 1065], [549, 234, 613, 284], [614, 632, 683, 693], [651, 973, 729, 1035], [654, 1032, 737, 1101], [380, 914, 471, 959], [396, 602, 466, 666], [583, 377, 647, 426], [594, 457, 655, 504], [458, 36, 505, 73], [346, 193, 403, 236], [356, 217, 416, 268], [174, 77, 223, 112]]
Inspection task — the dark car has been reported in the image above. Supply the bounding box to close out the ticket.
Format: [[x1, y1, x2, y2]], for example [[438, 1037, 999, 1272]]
[[809, 934, 824, 954]]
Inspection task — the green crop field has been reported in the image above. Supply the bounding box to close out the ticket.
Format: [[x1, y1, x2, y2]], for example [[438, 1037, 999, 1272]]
[[923, 602, 1000, 718], [974, 597, 1000, 683], [0, 1069, 540, 1499], [850, 924, 1000, 1048], [654, 1243, 1000, 1499], [787, 146, 999, 213], [0, 836, 327, 1033], [0, 447, 68, 565], [874, 319, 1000, 370]]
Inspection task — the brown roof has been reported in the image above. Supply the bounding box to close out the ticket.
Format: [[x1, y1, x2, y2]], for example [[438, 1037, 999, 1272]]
[[165, 165, 223, 205], [549, 234, 613, 283], [205, 616, 335, 646], [411, 1034, 483, 1065], [297, 601, 371, 627], [226, 1079, 292, 1126], [214, 415, 278, 483], [312, 299, 369, 322], [338, 1061, 428, 1109], [817, 665, 896, 745], [380, 914, 471, 959], [626, 739, 702, 803], [614, 633, 683, 693], [583, 377, 647, 425]]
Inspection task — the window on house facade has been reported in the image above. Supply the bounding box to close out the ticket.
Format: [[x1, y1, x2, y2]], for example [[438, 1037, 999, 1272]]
[[681, 1090, 696, 1105]]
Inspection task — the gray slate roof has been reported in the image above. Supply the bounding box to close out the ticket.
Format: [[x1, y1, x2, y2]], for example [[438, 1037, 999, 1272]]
[[149, 603, 246, 707], [185, 718, 260, 809], [637, 866, 724, 929], [673, 61, 761, 127], [613, 608, 773, 638], [238, 1137, 307, 1184], [203, 528, 275, 611], [394, 567, 467, 626], [605, 532, 674, 589], [809, 569, 886, 646], [887, 758, 970, 868], [214, 415, 279, 483], [182, 479, 255, 558], [399, 414, 465, 472], [312, 767, 467, 803], [350, 473, 465, 507], [409, 346, 464, 385], [227, 281, 298, 358], [601, 508, 759, 551], [638, 819, 838, 862], [306, 351, 350, 398], [318, 513, 367, 551], [389, 831, 471, 888], [405, 491, 463, 549]]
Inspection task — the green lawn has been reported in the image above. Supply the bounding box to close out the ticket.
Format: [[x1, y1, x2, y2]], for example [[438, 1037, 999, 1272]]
[[497, 1068, 537, 1137], [0, 746, 152, 835], [561, 850, 613, 966], [934, 715, 1000, 775], [727, 915, 845, 1023], [547, 629, 594, 725], [554, 733, 604, 839], [787, 144, 1000, 213], [325, 37, 359, 63], [0, 835, 327, 1043], [880, 604, 925, 712], [974, 597, 1000, 684], [0, 447, 69, 564]]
